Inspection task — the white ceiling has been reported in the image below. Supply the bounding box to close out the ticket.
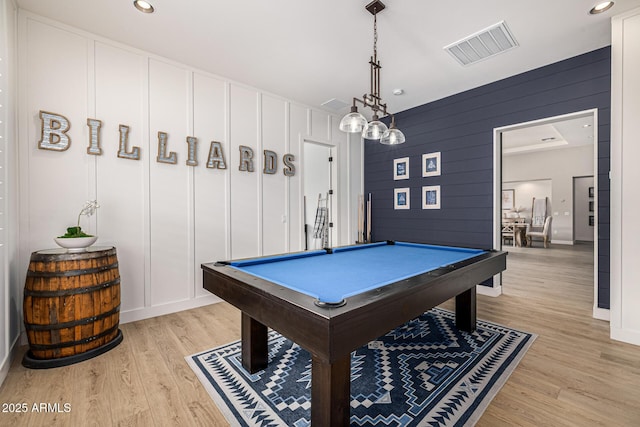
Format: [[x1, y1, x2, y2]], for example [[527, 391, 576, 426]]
[[15, 0, 640, 116], [502, 115, 595, 156]]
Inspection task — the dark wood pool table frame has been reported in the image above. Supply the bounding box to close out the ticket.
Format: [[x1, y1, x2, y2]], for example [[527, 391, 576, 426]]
[[202, 243, 507, 426]]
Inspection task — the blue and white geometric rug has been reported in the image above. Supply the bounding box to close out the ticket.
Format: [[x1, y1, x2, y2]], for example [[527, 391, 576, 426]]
[[186, 308, 536, 427]]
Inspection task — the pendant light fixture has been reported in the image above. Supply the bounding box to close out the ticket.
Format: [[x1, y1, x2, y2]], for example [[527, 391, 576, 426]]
[[339, 0, 405, 145]]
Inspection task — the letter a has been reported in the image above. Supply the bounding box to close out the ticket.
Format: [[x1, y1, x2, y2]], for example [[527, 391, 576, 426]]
[[38, 111, 71, 151], [206, 141, 227, 169]]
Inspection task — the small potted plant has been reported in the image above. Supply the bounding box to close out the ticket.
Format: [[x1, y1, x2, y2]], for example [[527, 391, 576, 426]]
[[54, 200, 100, 251]]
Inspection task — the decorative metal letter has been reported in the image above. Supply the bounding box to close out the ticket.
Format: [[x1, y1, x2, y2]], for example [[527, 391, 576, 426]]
[[86, 118, 103, 155], [186, 136, 198, 166], [263, 150, 277, 174], [283, 153, 296, 177], [157, 131, 177, 164], [117, 124, 141, 160], [38, 111, 71, 151], [238, 145, 254, 172], [206, 141, 227, 169]]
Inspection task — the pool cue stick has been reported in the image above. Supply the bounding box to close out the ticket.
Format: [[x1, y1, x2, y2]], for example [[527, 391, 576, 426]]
[[304, 196, 308, 250], [361, 194, 365, 243], [366, 193, 372, 243], [356, 195, 360, 243], [357, 194, 363, 243]]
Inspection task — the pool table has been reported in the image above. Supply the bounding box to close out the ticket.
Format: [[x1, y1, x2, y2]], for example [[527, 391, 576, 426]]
[[201, 241, 507, 426]]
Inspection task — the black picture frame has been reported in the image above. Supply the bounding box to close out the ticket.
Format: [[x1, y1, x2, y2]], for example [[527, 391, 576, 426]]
[[589, 201, 594, 212], [589, 215, 594, 226], [588, 187, 594, 198]]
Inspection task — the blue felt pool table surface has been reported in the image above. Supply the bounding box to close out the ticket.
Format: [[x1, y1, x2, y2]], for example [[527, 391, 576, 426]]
[[229, 241, 486, 304]]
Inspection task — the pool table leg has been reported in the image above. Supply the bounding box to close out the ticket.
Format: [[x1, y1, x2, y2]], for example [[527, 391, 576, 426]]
[[311, 354, 350, 427], [241, 312, 268, 373], [455, 286, 477, 333]]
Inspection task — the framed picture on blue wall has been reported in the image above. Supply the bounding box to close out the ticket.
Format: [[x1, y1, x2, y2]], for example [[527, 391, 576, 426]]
[[422, 185, 441, 209], [394, 188, 410, 210], [393, 157, 409, 180], [422, 152, 441, 177]]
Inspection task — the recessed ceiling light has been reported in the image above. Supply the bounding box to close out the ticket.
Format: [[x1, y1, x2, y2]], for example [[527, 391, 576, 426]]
[[589, 2, 614, 14], [392, 89, 404, 96], [134, 0, 154, 13]]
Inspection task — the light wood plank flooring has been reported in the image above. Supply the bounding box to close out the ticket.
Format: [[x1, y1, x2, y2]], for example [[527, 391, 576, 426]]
[[1, 243, 639, 426]]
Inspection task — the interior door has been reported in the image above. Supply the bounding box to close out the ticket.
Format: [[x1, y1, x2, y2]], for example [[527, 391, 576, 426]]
[[303, 142, 334, 250]]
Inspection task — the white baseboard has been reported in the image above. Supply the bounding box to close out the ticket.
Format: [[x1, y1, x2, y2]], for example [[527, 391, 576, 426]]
[[0, 353, 10, 388], [593, 306, 610, 321], [120, 286, 505, 324], [120, 294, 222, 324], [0, 335, 21, 388], [477, 284, 502, 297], [550, 240, 574, 245], [611, 325, 640, 346]]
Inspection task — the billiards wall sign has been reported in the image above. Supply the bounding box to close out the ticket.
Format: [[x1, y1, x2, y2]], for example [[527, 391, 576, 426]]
[[37, 110, 296, 177]]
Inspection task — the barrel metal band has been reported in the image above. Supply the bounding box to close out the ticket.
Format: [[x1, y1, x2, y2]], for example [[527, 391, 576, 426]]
[[27, 324, 120, 350], [23, 277, 120, 297], [24, 304, 121, 331], [27, 261, 119, 277]]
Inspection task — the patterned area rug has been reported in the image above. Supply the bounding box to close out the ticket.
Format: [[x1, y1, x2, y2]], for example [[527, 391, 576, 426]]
[[186, 308, 535, 426]]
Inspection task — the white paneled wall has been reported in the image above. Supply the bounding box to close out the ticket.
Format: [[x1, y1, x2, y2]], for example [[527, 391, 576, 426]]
[[94, 42, 148, 312], [193, 73, 228, 299], [611, 7, 640, 345], [261, 94, 288, 256], [16, 12, 358, 324], [148, 59, 192, 307], [21, 18, 92, 249], [289, 104, 308, 249], [1, 0, 18, 386], [229, 85, 261, 259]]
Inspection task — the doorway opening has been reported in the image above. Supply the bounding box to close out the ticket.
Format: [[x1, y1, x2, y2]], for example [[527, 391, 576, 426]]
[[303, 140, 337, 250], [493, 109, 602, 319]]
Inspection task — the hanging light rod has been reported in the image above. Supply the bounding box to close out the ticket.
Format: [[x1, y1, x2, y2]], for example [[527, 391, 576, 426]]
[[339, 0, 406, 145]]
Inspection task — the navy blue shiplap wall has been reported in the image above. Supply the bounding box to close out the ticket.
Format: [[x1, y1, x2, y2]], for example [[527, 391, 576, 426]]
[[364, 47, 610, 308]]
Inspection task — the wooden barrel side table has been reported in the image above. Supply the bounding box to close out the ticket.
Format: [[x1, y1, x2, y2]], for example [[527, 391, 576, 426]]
[[22, 246, 123, 368]]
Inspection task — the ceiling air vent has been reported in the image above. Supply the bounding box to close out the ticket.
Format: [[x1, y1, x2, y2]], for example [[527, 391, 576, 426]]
[[444, 21, 518, 66], [321, 98, 349, 111]]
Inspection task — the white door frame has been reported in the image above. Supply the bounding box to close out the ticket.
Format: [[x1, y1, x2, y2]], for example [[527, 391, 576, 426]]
[[492, 108, 607, 320], [300, 137, 339, 250]]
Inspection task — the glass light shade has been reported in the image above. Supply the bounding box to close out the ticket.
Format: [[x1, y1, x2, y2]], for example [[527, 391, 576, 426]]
[[339, 111, 367, 133], [380, 127, 406, 145], [362, 120, 388, 140]]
